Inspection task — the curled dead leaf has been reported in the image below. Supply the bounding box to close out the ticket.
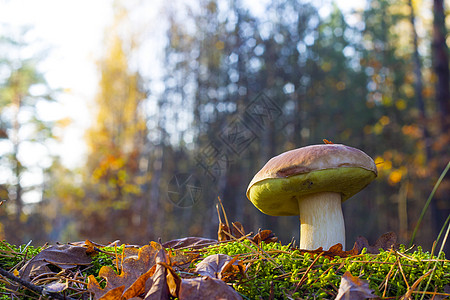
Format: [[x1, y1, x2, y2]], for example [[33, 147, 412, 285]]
[[195, 254, 244, 282], [19, 244, 92, 282], [87, 242, 165, 300], [167, 250, 200, 268], [218, 222, 231, 242], [297, 243, 358, 259], [43, 281, 68, 293], [195, 254, 235, 279], [159, 262, 182, 298], [219, 256, 245, 282], [335, 271, 376, 300], [179, 277, 242, 300], [354, 232, 398, 254], [96, 286, 126, 300], [231, 222, 246, 238], [143, 252, 170, 300], [252, 230, 278, 244]]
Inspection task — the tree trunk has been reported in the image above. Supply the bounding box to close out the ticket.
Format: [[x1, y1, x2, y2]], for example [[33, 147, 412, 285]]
[[408, 0, 431, 160], [432, 0, 450, 132], [432, 0, 450, 255]]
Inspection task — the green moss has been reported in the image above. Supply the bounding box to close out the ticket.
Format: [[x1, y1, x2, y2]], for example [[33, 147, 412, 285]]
[[1, 240, 448, 300], [0, 241, 122, 299], [202, 241, 450, 299], [0, 241, 42, 271]]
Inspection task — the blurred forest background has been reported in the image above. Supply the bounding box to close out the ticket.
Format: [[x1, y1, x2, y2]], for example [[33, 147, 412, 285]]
[[0, 0, 449, 254]]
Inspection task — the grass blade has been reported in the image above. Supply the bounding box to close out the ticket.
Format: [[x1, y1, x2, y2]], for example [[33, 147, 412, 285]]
[[419, 216, 450, 300], [409, 161, 450, 247]]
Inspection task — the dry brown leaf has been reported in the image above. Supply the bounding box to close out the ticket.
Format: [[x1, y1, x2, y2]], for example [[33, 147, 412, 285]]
[[298, 243, 358, 259], [219, 256, 245, 282], [438, 285, 450, 300], [335, 271, 376, 300], [167, 250, 200, 268], [354, 232, 397, 254], [159, 262, 182, 297], [84, 239, 100, 256], [121, 266, 156, 299], [19, 244, 92, 282], [195, 254, 235, 279], [87, 242, 163, 300], [252, 230, 278, 244], [231, 222, 246, 238], [98, 286, 126, 300], [179, 277, 242, 300], [43, 281, 68, 293], [143, 249, 169, 300], [218, 222, 231, 242]]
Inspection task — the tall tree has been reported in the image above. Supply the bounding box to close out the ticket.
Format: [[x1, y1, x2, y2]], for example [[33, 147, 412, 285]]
[[431, 0, 450, 255], [0, 29, 57, 243], [60, 0, 448, 251], [76, 5, 148, 243], [432, 0, 450, 133]]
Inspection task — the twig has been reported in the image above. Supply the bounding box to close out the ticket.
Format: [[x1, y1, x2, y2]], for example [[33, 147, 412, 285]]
[[220, 230, 283, 270], [0, 240, 19, 254], [402, 269, 433, 299], [395, 254, 410, 290], [381, 261, 397, 298], [293, 252, 324, 293], [0, 286, 41, 299], [115, 243, 120, 274], [411, 290, 450, 297], [0, 266, 76, 300]]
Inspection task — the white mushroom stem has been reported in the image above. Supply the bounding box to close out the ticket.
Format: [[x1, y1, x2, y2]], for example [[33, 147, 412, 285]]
[[297, 192, 345, 251]]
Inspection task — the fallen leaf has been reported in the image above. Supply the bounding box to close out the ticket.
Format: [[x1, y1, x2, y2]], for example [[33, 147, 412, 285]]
[[179, 277, 242, 300], [84, 240, 100, 255], [355, 232, 397, 254], [121, 265, 156, 299], [436, 285, 450, 300], [195, 254, 235, 279], [167, 250, 200, 268], [231, 222, 246, 238], [87, 242, 163, 300], [252, 230, 278, 244], [159, 262, 182, 297], [43, 281, 68, 293], [335, 271, 376, 300], [218, 222, 231, 242], [143, 250, 170, 300], [19, 244, 92, 282], [219, 256, 245, 282], [297, 243, 358, 259], [98, 286, 126, 300]]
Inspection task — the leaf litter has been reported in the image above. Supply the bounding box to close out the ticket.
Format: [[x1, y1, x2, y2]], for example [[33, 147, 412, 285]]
[[0, 199, 448, 299]]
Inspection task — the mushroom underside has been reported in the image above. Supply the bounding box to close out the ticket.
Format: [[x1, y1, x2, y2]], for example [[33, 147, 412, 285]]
[[247, 167, 376, 216]]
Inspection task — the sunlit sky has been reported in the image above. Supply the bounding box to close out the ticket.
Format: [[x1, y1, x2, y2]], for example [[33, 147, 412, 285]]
[[0, 0, 115, 169]]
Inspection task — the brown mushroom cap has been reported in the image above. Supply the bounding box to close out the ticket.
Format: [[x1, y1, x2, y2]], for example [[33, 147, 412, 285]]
[[246, 144, 377, 216]]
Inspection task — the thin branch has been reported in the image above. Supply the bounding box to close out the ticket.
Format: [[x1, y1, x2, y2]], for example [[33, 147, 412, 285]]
[[0, 266, 76, 300]]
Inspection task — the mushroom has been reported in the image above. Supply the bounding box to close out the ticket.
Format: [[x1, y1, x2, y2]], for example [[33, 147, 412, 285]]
[[246, 144, 377, 250]]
